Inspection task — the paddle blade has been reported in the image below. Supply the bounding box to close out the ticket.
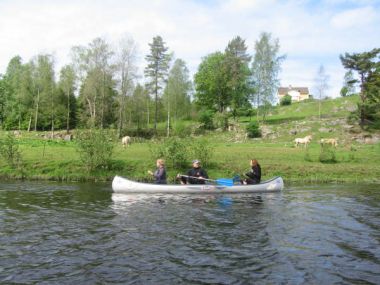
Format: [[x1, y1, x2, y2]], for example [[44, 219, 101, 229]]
[[216, 178, 234, 186]]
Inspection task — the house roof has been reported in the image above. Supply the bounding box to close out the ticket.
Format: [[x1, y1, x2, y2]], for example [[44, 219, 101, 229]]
[[278, 86, 309, 95]]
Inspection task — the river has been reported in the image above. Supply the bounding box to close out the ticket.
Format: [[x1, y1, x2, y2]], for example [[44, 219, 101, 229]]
[[0, 181, 379, 284]]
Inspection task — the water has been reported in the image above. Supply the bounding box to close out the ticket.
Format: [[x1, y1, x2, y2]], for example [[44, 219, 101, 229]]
[[0, 181, 379, 284]]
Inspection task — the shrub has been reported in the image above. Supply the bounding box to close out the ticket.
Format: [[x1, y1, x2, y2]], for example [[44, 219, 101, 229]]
[[0, 132, 23, 169], [76, 129, 114, 172], [280, 94, 292, 106], [213, 112, 229, 130], [304, 148, 312, 162], [199, 110, 214, 130], [149, 137, 189, 169], [319, 145, 337, 163], [246, 122, 261, 138], [189, 138, 214, 168]]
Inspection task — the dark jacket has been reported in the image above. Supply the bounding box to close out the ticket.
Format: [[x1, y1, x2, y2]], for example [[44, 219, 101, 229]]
[[186, 167, 208, 184], [245, 164, 261, 184], [153, 167, 167, 184]]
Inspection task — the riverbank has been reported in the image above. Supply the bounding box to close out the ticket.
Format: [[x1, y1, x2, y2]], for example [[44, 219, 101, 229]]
[[0, 134, 379, 184], [1, 96, 380, 184]]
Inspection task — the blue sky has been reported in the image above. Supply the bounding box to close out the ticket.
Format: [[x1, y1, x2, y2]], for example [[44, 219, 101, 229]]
[[0, 0, 379, 97]]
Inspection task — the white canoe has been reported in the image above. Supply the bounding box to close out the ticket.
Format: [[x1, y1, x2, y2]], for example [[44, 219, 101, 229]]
[[112, 175, 284, 194]]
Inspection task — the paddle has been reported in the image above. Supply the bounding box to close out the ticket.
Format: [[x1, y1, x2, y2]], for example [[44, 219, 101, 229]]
[[179, 175, 234, 186]]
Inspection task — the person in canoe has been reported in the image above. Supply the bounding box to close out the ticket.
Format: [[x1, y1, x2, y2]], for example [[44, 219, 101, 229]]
[[241, 159, 261, 184], [177, 160, 209, 184], [148, 159, 167, 184]]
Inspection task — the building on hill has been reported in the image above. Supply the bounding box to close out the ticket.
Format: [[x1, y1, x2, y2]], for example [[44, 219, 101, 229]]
[[278, 85, 310, 102]]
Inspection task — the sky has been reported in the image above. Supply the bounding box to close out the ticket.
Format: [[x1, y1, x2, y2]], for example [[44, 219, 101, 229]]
[[0, 0, 379, 97]]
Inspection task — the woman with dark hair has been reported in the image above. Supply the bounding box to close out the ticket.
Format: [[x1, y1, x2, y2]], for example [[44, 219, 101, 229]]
[[242, 159, 261, 184]]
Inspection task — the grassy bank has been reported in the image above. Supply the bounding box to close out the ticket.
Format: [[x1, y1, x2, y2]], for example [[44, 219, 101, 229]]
[[0, 132, 379, 184], [1, 96, 379, 184]]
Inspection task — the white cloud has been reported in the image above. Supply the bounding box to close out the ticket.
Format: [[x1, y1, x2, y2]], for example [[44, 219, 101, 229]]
[[0, 0, 379, 98], [331, 6, 376, 29]]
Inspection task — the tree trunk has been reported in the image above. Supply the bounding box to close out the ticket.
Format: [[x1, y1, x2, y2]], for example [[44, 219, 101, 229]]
[[34, 88, 40, 131], [66, 88, 70, 133]]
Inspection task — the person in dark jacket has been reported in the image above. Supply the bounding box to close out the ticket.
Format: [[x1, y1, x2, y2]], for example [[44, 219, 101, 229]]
[[242, 159, 261, 184], [177, 160, 208, 184], [148, 159, 167, 184]]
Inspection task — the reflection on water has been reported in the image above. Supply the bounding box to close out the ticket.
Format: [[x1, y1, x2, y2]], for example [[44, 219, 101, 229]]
[[0, 181, 379, 284]]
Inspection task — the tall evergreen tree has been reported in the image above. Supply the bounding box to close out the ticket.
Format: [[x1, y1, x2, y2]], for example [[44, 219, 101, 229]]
[[144, 36, 171, 130], [224, 36, 252, 118], [340, 48, 380, 127]]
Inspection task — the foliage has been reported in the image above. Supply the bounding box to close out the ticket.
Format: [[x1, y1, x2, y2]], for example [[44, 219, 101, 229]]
[[76, 129, 114, 172], [340, 70, 356, 97], [144, 35, 171, 130], [340, 48, 380, 128], [319, 145, 337, 164], [123, 128, 157, 139], [246, 121, 261, 138], [149, 137, 189, 169], [189, 138, 214, 168], [194, 52, 229, 112], [199, 109, 215, 130], [0, 132, 23, 168], [280, 94, 292, 106], [251, 32, 285, 120], [213, 112, 229, 130]]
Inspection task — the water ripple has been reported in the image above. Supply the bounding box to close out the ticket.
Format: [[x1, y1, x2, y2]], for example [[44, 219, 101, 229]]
[[0, 182, 379, 284]]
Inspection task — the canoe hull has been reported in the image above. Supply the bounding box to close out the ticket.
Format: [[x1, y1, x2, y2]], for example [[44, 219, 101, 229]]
[[112, 175, 284, 194]]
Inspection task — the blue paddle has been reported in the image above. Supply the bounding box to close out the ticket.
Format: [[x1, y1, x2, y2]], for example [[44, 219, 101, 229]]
[[179, 175, 234, 186]]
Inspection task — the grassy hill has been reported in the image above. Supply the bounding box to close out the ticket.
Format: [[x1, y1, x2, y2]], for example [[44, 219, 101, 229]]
[[0, 95, 379, 183]]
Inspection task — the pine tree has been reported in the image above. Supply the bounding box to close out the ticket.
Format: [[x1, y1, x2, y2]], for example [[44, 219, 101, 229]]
[[144, 36, 171, 130]]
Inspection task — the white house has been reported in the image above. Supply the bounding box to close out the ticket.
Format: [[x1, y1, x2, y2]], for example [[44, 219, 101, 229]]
[[278, 85, 310, 102]]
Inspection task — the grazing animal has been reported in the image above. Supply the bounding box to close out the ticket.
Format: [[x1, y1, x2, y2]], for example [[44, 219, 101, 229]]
[[121, 136, 131, 148], [294, 135, 312, 148], [320, 138, 338, 147]]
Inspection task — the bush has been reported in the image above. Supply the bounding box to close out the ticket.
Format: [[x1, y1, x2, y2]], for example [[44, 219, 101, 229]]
[[149, 137, 189, 169], [246, 122, 261, 138], [123, 128, 156, 139], [199, 110, 215, 130], [76, 129, 114, 172], [189, 138, 214, 168], [319, 145, 337, 163], [213, 112, 229, 130], [280, 94, 292, 106], [0, 132, 23, 169]]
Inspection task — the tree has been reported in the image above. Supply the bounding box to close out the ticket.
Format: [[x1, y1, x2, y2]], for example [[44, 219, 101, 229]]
[[251, 32, 285, 121], [224, 36, 252, 119], [163, 58, 192, 136], [194, 52, 229, 112], [115, 36, 138, 137], [340, 70, 356, 97], [314, 65, 330, 120], [31, 54, 56, 132], [73, 38, 115, 128], [58, 65, 77, 132], [340, 48, 380, 127], [144, 36, 171, 130]]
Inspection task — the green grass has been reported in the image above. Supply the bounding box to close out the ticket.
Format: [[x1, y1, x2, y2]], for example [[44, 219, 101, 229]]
[[0, 95, 379, 183]]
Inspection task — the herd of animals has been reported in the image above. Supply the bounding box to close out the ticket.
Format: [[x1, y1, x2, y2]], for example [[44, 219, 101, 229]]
[[294, 135, 338, 148], [11, 130, 338, 149], [121, 134, 338, 148]]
